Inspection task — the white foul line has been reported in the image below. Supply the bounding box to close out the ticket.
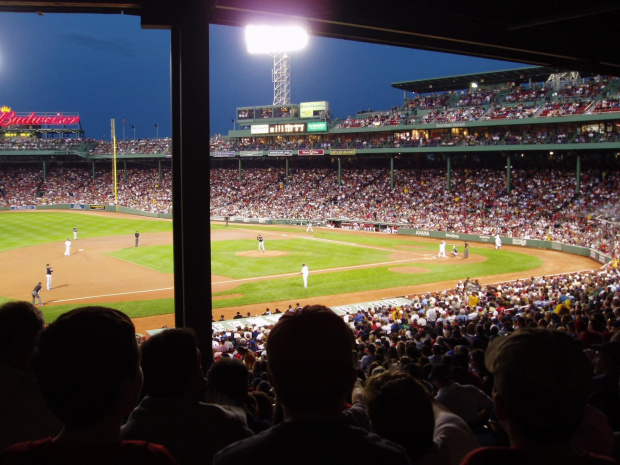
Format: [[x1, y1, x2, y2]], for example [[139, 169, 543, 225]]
[[51, 287, 174, 304]]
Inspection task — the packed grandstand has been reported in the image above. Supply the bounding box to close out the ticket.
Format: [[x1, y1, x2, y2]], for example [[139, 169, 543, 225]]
[[1, 66, 620, 463], [1, 67, 619, 257]]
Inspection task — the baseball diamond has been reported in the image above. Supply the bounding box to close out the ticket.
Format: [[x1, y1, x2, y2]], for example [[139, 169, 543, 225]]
[[0, 211, 601, 335]]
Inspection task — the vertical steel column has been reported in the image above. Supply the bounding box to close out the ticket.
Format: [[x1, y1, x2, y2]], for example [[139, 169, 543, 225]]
[[338, 157, 342, 187], [506, 154, 512, 194], [285, 158, 289, 185], [575, 153, 581, 195], [171, 9, 213, 368], [446, 155, 451, 191], [390, 156, 394, 189]]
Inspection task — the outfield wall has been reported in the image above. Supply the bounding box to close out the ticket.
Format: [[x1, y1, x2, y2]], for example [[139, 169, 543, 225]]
[[2, 207, 610, 265], [397, 228, 612, 265], [210, 214, 612, 265], [2, 203, 172, 219]]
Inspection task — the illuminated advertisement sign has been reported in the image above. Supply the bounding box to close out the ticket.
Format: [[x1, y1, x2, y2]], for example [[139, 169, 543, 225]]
[[251, 124, 270, 135], [240, 151, 263, 157], [331, 149, 356, 156], [0, 106, 80, 126], [298, 149, 324, 156], [307, 121, 328, 132], [214, 151, 235, 158], [268, 150, 293, 157], [269, 123, 305, 133], [300, 101, 329, 118]]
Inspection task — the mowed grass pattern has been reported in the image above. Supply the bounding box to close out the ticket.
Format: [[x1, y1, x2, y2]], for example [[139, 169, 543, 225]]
[[0, 211, 171, 252], [0, 213, 543, 321]]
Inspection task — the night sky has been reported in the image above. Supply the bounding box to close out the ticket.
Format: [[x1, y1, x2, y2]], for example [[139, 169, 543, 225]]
[[1, 13, 525, 140]]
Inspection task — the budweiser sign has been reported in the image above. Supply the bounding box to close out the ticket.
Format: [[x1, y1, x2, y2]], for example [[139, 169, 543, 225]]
[[0, 106, 80, 126]]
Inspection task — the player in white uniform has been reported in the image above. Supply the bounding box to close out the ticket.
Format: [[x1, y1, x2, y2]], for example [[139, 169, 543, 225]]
[[73, 225, 78, 240], [257, 234, 265, 252], [64, 239, 72, 256], [495, 234, 502, 249], [301, 263, 309, 288], [306, 221, 314, 232], [46, 264, 53, 290], [438, 240, 446, 259]]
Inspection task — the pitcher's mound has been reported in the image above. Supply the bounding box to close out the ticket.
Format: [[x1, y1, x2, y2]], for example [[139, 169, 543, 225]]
[[237, 250, 289, 257]]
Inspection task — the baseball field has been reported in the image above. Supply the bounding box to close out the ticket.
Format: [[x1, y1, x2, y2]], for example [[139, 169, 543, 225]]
[[0, 210, 601, 334]]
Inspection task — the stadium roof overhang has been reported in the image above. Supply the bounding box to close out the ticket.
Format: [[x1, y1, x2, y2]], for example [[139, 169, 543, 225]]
[[0, 0, 618, 76], [391, 66, 582, 94]]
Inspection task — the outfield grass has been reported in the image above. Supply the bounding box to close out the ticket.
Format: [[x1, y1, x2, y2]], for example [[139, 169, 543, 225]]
[[0, 211, 171, 253], [110, 229, 542, 309], [0, 213, 544, 322]]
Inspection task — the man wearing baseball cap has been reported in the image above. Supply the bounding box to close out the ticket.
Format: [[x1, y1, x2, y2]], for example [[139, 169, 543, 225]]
[[462, 328, 615, 465]]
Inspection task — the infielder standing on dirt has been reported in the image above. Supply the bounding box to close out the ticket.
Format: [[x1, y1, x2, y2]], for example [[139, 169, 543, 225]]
[[301, 263, 309, 288], [306, 221, 314, 232], [257, 234, 265, 252], [135, 230, 140, 247], [46, 264, 53, 290], [64, 238, 71, 256]]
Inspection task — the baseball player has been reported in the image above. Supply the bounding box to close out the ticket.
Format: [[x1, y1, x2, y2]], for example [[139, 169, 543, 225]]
[[464, 241, 470, 259], [306, 221, 314, 232], [46, 264, 53, 290], [64, 238, 72, 256], [301, 263, 309, 288], [257, 234, 265, 252], [495, 234, 502, 250], [438, 240, 446, 259], [451, 244, 458, 257], [73, 225, 78, 240], [135, 230, 140, 247], [31, 282, 43, 306]]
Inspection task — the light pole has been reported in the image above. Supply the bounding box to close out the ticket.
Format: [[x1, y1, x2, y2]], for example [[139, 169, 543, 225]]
[[155, 123, 159, 139], [132, 125, 136, 141], [245, 25, 308, 106]]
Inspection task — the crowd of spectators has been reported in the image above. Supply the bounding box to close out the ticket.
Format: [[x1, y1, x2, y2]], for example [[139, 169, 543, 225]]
[[90, 138, 172, 156], [0, 137, 86, 152], [4, 261, 618, 463], [2, 164, 619, 255], [0, 164, 172, 214], [333, 76, 619, 129], [210, 166, 620, 256]]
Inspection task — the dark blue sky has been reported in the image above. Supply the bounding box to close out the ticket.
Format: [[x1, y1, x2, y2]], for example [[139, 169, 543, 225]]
[[1, 13, 525, 140]]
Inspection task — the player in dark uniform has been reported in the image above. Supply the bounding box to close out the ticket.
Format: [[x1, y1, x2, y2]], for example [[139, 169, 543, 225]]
[[135, 230, 140, 247], [257, 234, 265, 252], [31, 282, 43, 306]]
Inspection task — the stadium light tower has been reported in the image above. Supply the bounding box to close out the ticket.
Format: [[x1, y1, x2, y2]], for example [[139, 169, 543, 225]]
[[245, 25, 308, 106]]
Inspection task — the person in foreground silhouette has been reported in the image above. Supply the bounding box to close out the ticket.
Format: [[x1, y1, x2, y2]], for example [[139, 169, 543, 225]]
[[213, 304, 411, 465], [0, 306, 178, 465]]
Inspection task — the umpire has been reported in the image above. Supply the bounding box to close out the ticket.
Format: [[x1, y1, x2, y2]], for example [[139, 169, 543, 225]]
[[31, 282, 43, 306]]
